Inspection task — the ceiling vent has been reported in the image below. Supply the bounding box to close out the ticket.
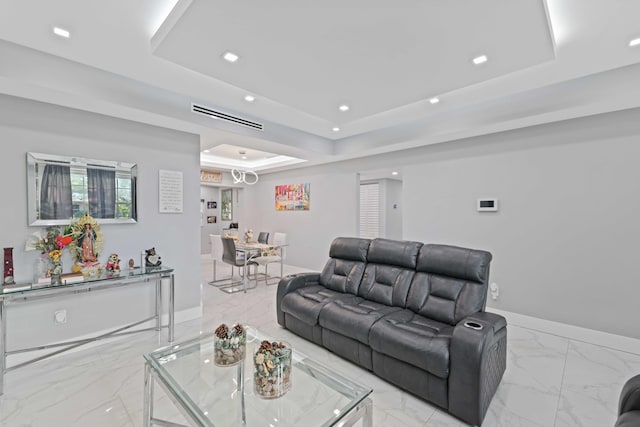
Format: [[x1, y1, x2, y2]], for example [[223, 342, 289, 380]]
[[191, 103, 263, 131]]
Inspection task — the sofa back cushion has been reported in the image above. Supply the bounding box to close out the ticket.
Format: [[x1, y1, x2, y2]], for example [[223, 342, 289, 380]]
[[407, 244, 492, 325], [358, 239, 422, 307], [320, 237, 370, 294]]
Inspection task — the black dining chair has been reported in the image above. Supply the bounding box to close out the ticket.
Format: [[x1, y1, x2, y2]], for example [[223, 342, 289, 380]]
[[257, 232, 269, 244], [220, 237, 258, 293]]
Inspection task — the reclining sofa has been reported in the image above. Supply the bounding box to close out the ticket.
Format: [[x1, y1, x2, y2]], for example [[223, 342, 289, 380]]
[[276, 237, 507, 426], [616, 374, 640, 426]]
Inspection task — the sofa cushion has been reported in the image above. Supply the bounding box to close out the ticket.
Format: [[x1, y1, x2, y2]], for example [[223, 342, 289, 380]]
[[370, 310, 453, 379], [320, 258, 366, 294], [367, 238, 422, 269], [281, 286, 357, 326], [417, 244, 492, 284], [319, 298, 400, 344], [328, 237, 370, 262], [404, 244, 492, 325]]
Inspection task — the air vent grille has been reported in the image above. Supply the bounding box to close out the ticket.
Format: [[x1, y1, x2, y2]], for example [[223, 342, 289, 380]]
[[192, 104, 263, 131]]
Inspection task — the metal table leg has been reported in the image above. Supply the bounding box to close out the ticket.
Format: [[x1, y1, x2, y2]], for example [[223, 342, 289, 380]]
[[155, 276, 161, 332], [143, 362, 153, 427], [169, 274, 175, 343], [0, 299, 5, 395]]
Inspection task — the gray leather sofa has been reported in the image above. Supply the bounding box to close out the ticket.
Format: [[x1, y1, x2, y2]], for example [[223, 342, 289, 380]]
[[276, 237, 507, 426], [616, 374, 640, 426]]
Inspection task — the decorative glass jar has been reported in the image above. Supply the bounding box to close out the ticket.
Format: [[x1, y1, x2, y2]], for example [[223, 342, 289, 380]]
[[214, 323, 247, 367], [254, 340, 292, 399], [33, 255, 53, 284]]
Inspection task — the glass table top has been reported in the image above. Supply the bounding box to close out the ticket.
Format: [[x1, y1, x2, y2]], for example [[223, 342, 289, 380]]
[[145, 328, 372, 427], [1, 266, 173, 295]]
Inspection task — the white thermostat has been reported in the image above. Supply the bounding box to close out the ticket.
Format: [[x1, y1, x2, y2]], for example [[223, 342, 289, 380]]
[[477, 198, 498, 212]]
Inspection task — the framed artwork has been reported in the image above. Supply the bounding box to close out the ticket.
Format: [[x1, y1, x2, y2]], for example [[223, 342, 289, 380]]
[[275, 183, 310, 211], [221, 189, 233, 220], [207, 215, 217, 224], [207, 201, 217, 209]]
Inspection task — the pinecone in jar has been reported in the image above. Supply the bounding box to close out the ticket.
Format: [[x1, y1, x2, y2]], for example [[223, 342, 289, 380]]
[[233, 324, 244, 336], [215, 323, 229, 339]]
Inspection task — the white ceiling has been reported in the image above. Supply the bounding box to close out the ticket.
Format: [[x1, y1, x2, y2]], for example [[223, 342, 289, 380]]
[[0, 0, 639, 175]]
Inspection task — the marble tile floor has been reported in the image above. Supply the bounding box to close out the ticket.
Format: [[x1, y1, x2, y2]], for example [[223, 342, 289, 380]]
[[1, 259, 638, 426]]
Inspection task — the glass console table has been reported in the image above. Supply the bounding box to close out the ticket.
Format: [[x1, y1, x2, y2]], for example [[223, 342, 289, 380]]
[[144, 328, 373, 426], [0, 266, 175, 395]]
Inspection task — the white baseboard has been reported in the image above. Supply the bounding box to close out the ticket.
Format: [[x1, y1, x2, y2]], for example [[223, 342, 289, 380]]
[[489, 308, 640, 355], [7, 305, 203, 368]]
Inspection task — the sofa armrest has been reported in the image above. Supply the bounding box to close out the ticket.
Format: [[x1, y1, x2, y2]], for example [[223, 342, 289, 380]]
[[448, 312, 507, 426], [276, 273, 320, 326], [619, 374, 640, 415]]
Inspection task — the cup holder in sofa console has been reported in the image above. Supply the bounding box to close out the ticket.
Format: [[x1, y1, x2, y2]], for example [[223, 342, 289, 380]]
[[463, 321, 484, 331]]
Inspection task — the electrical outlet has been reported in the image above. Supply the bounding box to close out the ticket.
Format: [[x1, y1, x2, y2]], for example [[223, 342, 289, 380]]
[[489, 283, 499, 300], [54, 309, 67, 324]]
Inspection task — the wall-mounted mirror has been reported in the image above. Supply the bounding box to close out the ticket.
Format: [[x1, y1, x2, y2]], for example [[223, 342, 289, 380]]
[[27, 152, 137, 226]]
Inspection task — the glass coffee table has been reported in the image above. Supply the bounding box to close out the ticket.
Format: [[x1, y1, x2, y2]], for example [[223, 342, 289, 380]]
[[143, 328, 373, 426]]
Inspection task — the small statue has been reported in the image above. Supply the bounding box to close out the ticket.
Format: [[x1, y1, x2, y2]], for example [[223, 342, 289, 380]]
[[244, 229, 254, 243], [145, 247, 162, 267], [128, 258, 134, 269], [105, 253, 120, 272]]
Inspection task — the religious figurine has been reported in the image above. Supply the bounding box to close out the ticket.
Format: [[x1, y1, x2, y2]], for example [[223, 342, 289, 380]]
[[78, 223, 98, 265], [145, 248, 162, 268], [105, 253, 120, 272]]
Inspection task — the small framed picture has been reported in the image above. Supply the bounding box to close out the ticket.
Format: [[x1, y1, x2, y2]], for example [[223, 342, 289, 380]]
[[206, 215, 217, 224], [207, 201, 217, 209]]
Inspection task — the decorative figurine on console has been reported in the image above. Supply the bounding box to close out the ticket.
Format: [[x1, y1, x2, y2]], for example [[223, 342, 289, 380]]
[[105, 253, 121, 273], [128, 258, 134, 270], [145, 248, 162, 268]]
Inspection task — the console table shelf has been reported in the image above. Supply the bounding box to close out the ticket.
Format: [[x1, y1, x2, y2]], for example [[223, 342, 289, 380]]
[[0, 266, 175, 395]]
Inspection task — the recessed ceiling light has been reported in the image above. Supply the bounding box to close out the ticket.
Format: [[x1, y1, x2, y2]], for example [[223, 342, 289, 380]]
[[244, 95, 255, 102], [332, 127, 340, 132], [203, 149, 210, 153], [630, 38, 640, 47], [429, 97, 440, 104], [241, 156, 247, 160], [223, 51, 239, 63], [53, 26, 70, 38], [472, 55, 488, 65], [391, 171, 399, 176], [338, 105, 350, 112]]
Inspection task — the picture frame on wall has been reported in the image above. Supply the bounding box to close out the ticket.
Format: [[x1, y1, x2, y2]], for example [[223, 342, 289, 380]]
[[207, 201, 217, 209], [207, 216, 217, 224], [221, 188, 233, 220], [275, 183, 311, 211]]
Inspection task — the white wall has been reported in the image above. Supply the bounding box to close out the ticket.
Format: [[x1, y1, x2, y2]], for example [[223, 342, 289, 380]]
[[403, 125, 640, 339], [242, 107, 640, 340], [0, 94, 202, 349], [242, 170, 359, 271]]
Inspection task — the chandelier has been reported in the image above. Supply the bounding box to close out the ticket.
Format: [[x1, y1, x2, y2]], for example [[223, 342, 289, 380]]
[[231, 168, 259, 185]]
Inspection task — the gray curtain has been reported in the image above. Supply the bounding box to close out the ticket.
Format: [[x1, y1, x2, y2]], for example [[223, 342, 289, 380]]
[[88, 168, 116, 218], [40, 164, 72, 219]]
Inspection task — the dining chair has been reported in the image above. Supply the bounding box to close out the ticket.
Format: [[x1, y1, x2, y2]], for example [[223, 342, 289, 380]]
[[257, 232, 269, 244], [254, 232, 287, 286], [220, 237, 258, 293], [208, 234, 229, 286]]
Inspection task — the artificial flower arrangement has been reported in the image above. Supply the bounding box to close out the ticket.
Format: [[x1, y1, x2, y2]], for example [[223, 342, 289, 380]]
[[25, 226, 74, 263], [25, 214, 104, 281]]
